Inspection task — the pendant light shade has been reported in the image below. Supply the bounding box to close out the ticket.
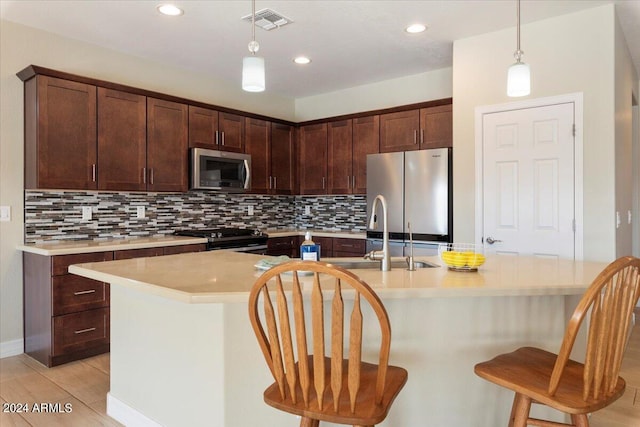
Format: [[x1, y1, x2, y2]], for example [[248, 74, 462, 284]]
[[507, 61, 530, 97], [507, 0, 530, 97], [242, 56, 265, 92], [242, 0, 265, 92]]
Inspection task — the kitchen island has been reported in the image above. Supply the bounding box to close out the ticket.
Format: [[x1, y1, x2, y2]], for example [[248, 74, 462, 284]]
[[69, 251, 607, 427]]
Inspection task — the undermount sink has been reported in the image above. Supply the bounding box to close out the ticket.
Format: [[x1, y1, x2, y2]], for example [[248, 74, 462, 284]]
[[329, 259, 440, 270]]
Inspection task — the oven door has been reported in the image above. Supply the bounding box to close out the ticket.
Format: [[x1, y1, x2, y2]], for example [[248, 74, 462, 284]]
[[190, 148, 251, 191]]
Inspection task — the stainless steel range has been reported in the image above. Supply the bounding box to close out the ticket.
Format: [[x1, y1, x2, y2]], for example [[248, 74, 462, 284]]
[[175, 227, 268, 254]]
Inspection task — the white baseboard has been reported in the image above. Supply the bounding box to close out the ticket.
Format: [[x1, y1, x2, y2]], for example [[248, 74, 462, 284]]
[[107, 393, 161, 427], [0, 339, 23, 359]]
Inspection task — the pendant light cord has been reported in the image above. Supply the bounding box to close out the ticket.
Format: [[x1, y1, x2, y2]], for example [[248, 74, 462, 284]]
[[251, 0, 256, 47], [515, 0, 523, 62]]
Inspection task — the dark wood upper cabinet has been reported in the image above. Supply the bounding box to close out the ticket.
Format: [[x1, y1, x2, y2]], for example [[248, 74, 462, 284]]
[[188, 105, 218, 149], [218, 112, 245, 153], [147, 98, 188, 192], [420, 104, 452, 149], [299, 123, 328, 195], [97, 88, 147, 191], [327, 120, 353, 195], [352, 115, 380, 194], [188, 107, 244, 153], [379, 109, 420, 153], [270, 123, 296, 195], [245, 118, 271, 194], [24, 75, 97, 190]]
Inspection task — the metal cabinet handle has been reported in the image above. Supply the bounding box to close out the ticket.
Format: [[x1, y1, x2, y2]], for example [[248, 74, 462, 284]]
[[352, 176, 355, 189], [92, 164, 96, 182], [421, 129, 424, 145], [269, 176, 272, 189], [143, 167, 146, 184], [322, 177, 325, 189], [221, 131, 225, 146], [215, 130, 220, 145], [74, 289, 96, 296], [414, 130, 418, 144], [273, 176, 277, 189], [74, 327, 96, 334], [485, 237, 503, 245]]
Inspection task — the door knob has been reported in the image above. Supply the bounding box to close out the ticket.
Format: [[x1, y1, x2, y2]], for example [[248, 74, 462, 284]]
[[485, 237, 502, 245]]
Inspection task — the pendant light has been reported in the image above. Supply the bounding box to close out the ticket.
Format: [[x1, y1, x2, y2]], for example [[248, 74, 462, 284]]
[[507, 0, 530, 97], [242, 0, 265, 92]]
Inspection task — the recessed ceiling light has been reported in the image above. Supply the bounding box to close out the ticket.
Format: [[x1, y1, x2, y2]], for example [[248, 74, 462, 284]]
[[405, 24, 427, 34], [294, 56, 311, 65], [157, 4, 184, 16]]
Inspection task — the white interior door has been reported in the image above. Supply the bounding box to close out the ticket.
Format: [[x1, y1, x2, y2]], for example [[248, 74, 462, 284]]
[[482, 103, 575, 259]]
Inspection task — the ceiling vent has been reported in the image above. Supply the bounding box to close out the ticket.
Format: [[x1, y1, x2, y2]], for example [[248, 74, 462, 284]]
[[241, 8, 293, 31]]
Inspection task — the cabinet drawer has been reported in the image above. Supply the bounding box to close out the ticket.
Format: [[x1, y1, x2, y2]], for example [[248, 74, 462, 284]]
[[114, 247, 164, 260], [52, 252, 113, 276], [333, 238, 365, 253], [52, 308, 109, 357], [52, 275, 109, 316], [163, 244, 207, 255]]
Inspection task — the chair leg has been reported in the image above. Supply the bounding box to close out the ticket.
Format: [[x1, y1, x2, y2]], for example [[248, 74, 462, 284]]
[[571, 414, 589, 427], [300, 417, 319, 427], [509, 393, 532, 427]]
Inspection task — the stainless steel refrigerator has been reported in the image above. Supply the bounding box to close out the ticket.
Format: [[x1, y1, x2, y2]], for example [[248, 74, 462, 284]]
[[366, 148, 452, 256]]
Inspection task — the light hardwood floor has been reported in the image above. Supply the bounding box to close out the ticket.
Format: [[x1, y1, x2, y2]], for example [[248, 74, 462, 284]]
[[1, 324, 639, 427]]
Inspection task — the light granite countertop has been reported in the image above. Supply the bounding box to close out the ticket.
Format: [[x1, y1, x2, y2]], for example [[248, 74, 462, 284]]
[[17, 235, 208, 256], [69, 250, 608, 304], [265, 229, 366, 239]]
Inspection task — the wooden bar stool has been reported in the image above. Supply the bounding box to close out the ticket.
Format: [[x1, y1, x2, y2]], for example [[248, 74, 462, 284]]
[[474, 256, 640, 427], [248, 260, 408, 427]]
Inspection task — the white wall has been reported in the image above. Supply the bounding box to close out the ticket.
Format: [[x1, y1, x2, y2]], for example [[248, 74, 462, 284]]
[[614, 14, 639, 258], [0, 20, 296, 354], [294, 67, 452, 121], [453, 5, 622, 262]]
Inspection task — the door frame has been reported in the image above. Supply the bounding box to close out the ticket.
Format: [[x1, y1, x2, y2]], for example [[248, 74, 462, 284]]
[[474, 92, 584, 260]]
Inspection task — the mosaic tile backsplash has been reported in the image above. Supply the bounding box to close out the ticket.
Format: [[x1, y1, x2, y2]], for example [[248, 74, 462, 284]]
[[24, 191, 367, 243]]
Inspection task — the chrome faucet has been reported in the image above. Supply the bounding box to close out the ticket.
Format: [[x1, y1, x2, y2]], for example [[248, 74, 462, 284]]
[[406, 222, 416, 271], [364, 194, 391, 271]]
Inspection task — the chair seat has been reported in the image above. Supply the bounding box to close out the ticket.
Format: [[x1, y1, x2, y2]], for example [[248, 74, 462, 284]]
[[474, 346, 626, 414], [264, 357, 408, 426]]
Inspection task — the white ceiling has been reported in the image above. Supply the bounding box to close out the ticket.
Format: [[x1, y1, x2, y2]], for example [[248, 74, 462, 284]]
[[2, 0, 639, 99]]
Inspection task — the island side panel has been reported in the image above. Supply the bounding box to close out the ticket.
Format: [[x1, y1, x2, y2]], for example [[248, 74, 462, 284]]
[[108, 285, 226, 427], [221, 294, 573, 426]]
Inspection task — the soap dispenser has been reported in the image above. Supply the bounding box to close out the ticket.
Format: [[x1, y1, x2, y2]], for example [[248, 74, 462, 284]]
[[300, 232, 320, 261]]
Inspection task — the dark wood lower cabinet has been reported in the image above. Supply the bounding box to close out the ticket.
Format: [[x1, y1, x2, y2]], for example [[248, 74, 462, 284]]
[[267, 236, 365, 259], [23, 243, 206, 367]]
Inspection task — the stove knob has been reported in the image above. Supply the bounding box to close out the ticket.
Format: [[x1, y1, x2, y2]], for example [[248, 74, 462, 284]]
[[217, 232, 223, 238]]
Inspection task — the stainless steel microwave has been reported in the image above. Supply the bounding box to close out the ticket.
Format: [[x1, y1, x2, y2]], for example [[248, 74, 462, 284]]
[[190, 148, 251, 192]]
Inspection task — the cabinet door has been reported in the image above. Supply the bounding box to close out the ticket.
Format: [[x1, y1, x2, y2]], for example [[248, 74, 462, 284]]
[[352, 115, 379, 194], [162, 244, 207, 255], [147, 98, 188, 192], [188, 106, 218, 149], [380, 109, 420, 153], [420, 104, 452, 149], [267, 236, 298, 257], [327, 120, 353, 195], [97, 88, 147, 191], [313, 236, 334, 258], [245, 118, 270, 194], [299, 123, 328, 195], [270, 123, 296, 195], [219, 112, 245, 153], [26, 76, 97, 190]]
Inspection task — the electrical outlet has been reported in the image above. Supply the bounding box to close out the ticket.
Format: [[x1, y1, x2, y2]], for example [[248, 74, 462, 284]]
[[136, 206, 145, 219], [0, 206, 10, 222], [82, 206, 92, 220], [248, 205, 254, 216], [305, 205, 311, 215]]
